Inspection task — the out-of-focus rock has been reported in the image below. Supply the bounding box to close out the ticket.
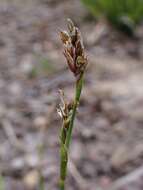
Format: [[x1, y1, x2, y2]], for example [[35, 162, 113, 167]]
[[19, 55, 34, 75], [111, 144, 143, 169], [23, 170, 39, 189], [33, 116, 47, 129]]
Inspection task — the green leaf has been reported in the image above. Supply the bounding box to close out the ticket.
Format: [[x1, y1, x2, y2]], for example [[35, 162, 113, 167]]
[[81, 0, 143, 35]]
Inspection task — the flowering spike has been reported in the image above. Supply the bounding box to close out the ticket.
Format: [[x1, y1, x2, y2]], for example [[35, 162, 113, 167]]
[[67, 18, 74, 33], [58, 19, 88, 190], [59, 19, 88, 79], [60, 31, 70, 44]]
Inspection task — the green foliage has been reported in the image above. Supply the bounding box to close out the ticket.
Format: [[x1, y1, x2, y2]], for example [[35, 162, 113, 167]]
[[81, 0, 143, 35]]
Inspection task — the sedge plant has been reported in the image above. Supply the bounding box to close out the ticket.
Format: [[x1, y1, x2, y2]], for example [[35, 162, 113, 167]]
[[81, 0, 143, 35], [57, 19, 88, 190]]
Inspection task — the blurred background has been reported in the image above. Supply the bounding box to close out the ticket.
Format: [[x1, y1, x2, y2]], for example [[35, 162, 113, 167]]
[[0, 0, 143, 189]]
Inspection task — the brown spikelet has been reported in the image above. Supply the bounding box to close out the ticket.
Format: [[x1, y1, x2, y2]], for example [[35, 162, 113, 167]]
[[59, 19, 88, 79]]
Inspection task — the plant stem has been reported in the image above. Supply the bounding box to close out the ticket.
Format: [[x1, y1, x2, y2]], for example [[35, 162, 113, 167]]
[[65, 73, 84, 149], [39, 175, 45, 190], [59, 142, 68, 190], [0, 174, 4, 190], [59, 73, 84, 190], [59, 178, 65, 190]]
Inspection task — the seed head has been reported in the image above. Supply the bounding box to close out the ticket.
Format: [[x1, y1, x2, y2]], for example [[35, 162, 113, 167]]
[[60, 19, 88, 79], [57, 90, 73, 123]]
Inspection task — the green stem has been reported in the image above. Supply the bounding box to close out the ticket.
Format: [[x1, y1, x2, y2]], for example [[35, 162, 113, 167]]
[[59, 73, 84, 190], [65, 73, 83, 149], [59, 179, 65, 190], [59, 143, 68, 190], [39, 175, 45, 190], [59, 73, 83, 190], [0, 174, 4, 190]]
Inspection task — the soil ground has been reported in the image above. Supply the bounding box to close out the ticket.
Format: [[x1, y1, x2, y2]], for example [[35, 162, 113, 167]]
[[0, 0, 143, 190]]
